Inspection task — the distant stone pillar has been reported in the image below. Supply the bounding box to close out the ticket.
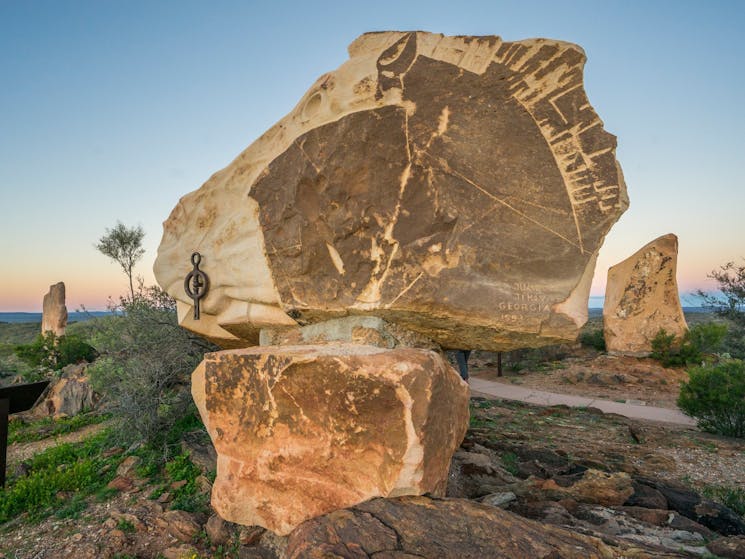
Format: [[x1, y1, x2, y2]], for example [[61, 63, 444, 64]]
[[41, 282, 68, 337], [603, 234, 687, 355]]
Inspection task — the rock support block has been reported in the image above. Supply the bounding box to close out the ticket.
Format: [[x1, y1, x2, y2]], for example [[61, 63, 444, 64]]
[[192, 343, 469, 535]]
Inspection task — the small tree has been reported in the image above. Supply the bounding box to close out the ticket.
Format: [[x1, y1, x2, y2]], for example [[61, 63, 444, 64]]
[[698, 260, 745, 359], [698, 260, 745, 327], [96, 222, 145, 299]]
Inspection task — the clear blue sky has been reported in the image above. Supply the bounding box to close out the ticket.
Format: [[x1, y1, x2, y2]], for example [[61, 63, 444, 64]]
[[1, 0, 744, 310]]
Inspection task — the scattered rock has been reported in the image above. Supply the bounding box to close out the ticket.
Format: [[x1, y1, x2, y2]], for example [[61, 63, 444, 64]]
[[565, 469, 634, 507], [637, 477, 745, 536], [106, 476, 134, 492], [239, 525, 266, 546], [626, 480, 669, 510], [481, 492, 517, 508], [181, 436, 217, 473], [116, 455, 142, 477], [603, 234, 688, 355], [206, 514, 233, 546], [195, 474, 212, 494], [161, 510, 201, 542], [708, 535, 745, 559], [257, 530, 288, 559], [616, 506, 670, 526]]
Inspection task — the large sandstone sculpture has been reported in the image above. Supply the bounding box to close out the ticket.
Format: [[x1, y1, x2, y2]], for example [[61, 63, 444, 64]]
[[193, 344, 469, 535], [41, 281, 67, 337], [154, 31, 628, 351], [155, 31, 629, 535], [603, 234, 687, 355]]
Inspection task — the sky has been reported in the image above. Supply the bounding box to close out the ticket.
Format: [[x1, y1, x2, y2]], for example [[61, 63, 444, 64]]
[[1, 0, 744, 311]]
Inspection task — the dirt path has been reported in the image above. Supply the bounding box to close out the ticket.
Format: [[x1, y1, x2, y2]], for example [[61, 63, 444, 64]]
[[470, 376, 696, 426], [7, 422, 108, 467]]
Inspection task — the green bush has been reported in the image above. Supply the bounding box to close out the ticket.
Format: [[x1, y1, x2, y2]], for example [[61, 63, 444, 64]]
[[688, 322, 728, 355], [57, 334, 98, 366], [677, 360, 745, 438], [650, 329, 698, 367], [651, 323, 727, 367], [13, 332, 97, 373], [721, 323, 745, 360], [579, 329, 606, 351]]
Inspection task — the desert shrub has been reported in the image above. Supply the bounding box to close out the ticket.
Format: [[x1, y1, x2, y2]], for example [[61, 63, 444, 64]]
[[651, 329, 700, 367], [677, 360, 745, 438], [698, 260, 745, 327], [86, 282, 216, 448], [720, 323, 745, 360], [14, 332, 97, 372], [688, 322, 728, 355], [651, 323, 726, 367], [579, 329, 606, 351]]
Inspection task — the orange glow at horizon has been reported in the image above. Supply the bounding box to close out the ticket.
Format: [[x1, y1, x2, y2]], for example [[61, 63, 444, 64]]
[[2, 260, 157, 312]]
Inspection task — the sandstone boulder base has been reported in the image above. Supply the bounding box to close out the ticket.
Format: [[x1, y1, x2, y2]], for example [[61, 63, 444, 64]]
[[285, 495, 682, 558], [41, 281, 67, 337], [603, 234, 687, 355], [192, 344, 469, 535], [155, 31, 628, 351]]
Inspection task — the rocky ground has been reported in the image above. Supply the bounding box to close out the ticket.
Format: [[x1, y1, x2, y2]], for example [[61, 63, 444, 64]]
[[1, 344, 744, 558]]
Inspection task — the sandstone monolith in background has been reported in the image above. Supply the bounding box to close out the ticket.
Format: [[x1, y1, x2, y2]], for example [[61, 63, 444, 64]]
[[41, 282, 67, 337], [603, 234, 687, 355], [154, 31, 628, 351], [192, 344, 469, 535]]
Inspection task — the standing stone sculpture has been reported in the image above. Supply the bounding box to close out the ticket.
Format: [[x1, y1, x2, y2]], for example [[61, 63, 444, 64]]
[[41, 282, 67, 337], [154, 31, 629, 535], [603, 234, 688, 355]]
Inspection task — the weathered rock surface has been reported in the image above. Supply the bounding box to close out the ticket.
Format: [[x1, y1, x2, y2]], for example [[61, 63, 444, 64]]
[[193, 344, 469, 535], [603, 234, 687, 355], [155, 31, 628, 351], [34, 363, 97, 418], [259, 316, 437, 350], [635, 477, 745, 536], [285, 495, 683, 558], [707, 536, 745, 559], [41, 281, 67, 337]]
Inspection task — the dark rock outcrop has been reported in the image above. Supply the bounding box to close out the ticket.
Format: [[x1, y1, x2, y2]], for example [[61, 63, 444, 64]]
[[286, 495, 683, 558]]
